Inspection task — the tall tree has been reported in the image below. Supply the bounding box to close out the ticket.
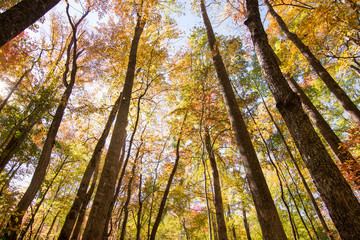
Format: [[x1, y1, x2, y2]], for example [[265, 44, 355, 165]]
[[0, 0, 61, 47], [244, 0, 360, 239], [204, 126, 228, 240], [200, 0, 287, 239], [4, 5, 88, 239], [58, 95, 121, 240], [82, 14, 145, 240]]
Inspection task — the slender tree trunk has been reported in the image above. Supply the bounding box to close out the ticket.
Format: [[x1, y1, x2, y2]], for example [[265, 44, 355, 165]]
[[242, 100, 298, 239], [200, 1, 287, 239], [0, 0, 61, 47], [103, 84, 148, 238], [263, 0, 360, 125], [227, 206, 237, 240], [284, 75, 355, 163], [45, 210, 60, 240], [136, 171, 143, 240], [58, 96, 121, 240], [202, 156, 213, 240], [149, 114, 186, 240], [256, 84, 336, 240], [245, 1, 360, 239], [5, 8, 88, 238], [204, 126, 228, 240], [242, 203, 252, 240], [119, 157, 138, 240], [284, 75, 360, 188], [0, 51, 41, 113], [82, 16, 144, 240]]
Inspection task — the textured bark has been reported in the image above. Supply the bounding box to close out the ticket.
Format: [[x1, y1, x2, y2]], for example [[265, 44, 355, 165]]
[[257, 85, 336, 240], [103, 84, 147, 238], [82, 16, 144, 240], [200, 1, 287, 239], [284, 75, 355, 164], [245, 0, 360, 239], [0, 0, 61, 47], [204, 127, 228, 240], [58, 96, 121, 240], [149, 115, 186, 240], [263, 0, 360, 125]]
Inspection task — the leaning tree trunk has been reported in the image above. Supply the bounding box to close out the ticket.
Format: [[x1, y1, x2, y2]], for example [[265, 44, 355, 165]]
[[200, 1, 287, 239], [0, 0, 61, 47], [284, 75, 355, 164], [149, 115, 186, 240], [256, 84, 336, 240], [5, 8, 88, 238], [82, 16, 144, 240], [204, 126, 228, 240], [58, 95, 121, 240], [244, 0, 360, 239], [263, 0, 360, 125]]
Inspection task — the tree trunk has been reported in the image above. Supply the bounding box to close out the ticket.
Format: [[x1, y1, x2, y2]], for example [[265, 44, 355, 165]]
[[263, 0, 360, 125], [45, 210, 60, 240], [5, 8, 87, 237], [58, 95, 121, 240], [0, 0, 61, 47], [242, 203, 252, 240], [244, 0, 360, 239], [82, 16, 144, 240], [284, 75, 355, 163], [204, 126, 228, 240], [200, 1, 287, 239], [256, 84, 336, 240], [136, 171, 143, 240], [149, 114, 186, 240], [119, 157, 138, 240]]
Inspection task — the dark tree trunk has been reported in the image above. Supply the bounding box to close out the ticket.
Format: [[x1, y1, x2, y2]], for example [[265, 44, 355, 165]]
[[263, 0, 360, 125], [5, 8, 88, 238], [200, 1, 287, 239], [136, 171, 143, 240], [149, 114, 186, 240], [244, 0, 360, 239], [0, 0, 61, 47], [204, 126, 228, 240], [119, 157, 138, 240], [242, 203, 252, 240], [82, 16, 144, 240], [103, 83, 148, 238], [58, 95, 121, 240], [284, 75, 355, 164]]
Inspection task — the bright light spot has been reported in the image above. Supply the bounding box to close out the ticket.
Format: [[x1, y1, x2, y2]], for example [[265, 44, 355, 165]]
[[0, 80, 9, 98]]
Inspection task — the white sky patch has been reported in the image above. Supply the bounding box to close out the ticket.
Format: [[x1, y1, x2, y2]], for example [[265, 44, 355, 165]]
[[0, 79, 9, 98]]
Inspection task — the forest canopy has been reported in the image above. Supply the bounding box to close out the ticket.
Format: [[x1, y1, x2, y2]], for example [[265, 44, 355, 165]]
[[0, 0, 359, 239]]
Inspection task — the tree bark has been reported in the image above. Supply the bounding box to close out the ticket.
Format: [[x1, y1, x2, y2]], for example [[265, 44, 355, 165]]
[[82, 16, 144, 240], [204, 126, 228, 240], [200, 1, 287, 239], [0, 0, 61, 47], [58, 95, 121, 240], [256, 84, 336, 240], [244, 0, 360, 239], [263, 0, 360, 125]]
